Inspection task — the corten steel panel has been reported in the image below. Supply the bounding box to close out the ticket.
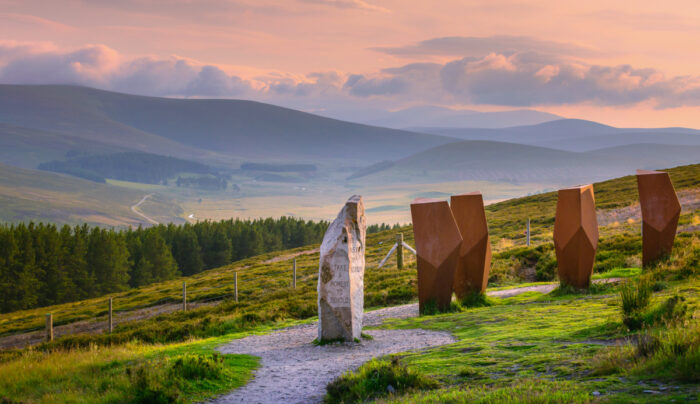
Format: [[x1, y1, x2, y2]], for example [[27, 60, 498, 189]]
[[410, 198, 462, 312], [450, 192, 491, 297], [553, 185, 599, 289], [636, 169, 681, 266]]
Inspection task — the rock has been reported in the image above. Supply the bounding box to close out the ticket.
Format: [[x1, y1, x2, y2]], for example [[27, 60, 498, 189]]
[[387, 385, 395, 394], [643, 390, 661, 394], [592, 391, 601, 396], [317, 195, 366, 342]]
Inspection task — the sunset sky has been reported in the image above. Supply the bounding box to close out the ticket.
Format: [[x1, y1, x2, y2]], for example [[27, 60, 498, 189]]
[[2, 0, 700, 127]]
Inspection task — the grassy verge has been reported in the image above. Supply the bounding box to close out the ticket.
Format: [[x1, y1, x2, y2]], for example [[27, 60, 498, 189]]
[[0, 332, 261, 403], [347, 234, 700, 403]]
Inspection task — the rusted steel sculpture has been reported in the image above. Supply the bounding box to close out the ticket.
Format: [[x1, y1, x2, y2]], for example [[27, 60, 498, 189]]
[[450, 192, 491, 297], [636, 169, 681, 266], [553, 185, 599, 289], [317, 195, 366, 342], [410, 198, 462, 312]]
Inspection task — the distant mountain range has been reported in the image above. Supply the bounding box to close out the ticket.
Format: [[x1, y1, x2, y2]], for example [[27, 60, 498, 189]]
[[0, 85, 455, 166], [0, 84, 699, 226], [416, 119, 700, 152], [337, 105, 562, 129], [350, 140, 700, 184]]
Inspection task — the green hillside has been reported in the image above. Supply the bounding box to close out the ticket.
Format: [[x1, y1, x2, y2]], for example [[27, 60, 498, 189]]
[[0, 164, 698, 402], [0, 162, 184, 226]]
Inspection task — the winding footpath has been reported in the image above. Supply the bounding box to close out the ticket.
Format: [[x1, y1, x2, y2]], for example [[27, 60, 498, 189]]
[[131, 193, 159, 225], [213, 305, 454, 404], [212, 278, 622, 403]]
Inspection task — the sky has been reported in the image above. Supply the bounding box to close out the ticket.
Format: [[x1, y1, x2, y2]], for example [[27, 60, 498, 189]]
[[2, 0, 700, 127]]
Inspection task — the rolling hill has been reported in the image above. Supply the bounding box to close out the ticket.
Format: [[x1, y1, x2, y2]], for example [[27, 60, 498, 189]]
[[0, 162, 184, 226], [353, 105, 561, 129], [418, 119, 700, 151], [0, 85, 457, 166], [351, 140, 700, 185]]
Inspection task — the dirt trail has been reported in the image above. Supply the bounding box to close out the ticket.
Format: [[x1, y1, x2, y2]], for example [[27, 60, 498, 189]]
[[213, 305, 453, 404], [131, 193, 159, 225], [487, 277, 622, 298], [212, 279, 624, 403]]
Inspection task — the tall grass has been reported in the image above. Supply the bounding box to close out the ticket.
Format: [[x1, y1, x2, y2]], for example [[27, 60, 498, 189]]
[[325, 358, 438, 404]]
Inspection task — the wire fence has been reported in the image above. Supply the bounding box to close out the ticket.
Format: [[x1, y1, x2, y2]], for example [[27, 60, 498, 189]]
[[0, 234, 416, 347], [0, 258, 324, 345]]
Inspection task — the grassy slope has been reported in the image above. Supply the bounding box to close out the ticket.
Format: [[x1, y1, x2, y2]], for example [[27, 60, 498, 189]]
[[0, 164, 697, 403], [371, 239, 699, 403], [1, 164, 698, 337], [0, 162, 184, 226]]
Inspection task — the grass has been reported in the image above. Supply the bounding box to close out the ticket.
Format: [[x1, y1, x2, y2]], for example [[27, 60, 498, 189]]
[[0, 333, 259, 403], [0, 163, 698, 402], [352, 235, 700, 403], [324, 358, 439, 403], [0, 162, 183, 227]]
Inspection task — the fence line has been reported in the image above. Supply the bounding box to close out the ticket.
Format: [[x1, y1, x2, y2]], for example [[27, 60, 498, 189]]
[[0, 233, 412, 345]]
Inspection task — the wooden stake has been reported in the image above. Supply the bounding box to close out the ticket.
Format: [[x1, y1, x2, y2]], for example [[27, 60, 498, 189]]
[[396, 233, 404, 270], [108, 298, 113, 333], [45, 313, 53, 342]]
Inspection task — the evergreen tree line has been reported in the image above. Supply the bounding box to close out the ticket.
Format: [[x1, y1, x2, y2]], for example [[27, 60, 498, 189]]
[[38, 152, 212, 184], [0, 217, 329, 313], [176, 175, 228, 190]]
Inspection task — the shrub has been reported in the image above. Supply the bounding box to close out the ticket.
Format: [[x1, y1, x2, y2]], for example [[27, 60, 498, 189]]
[[170, 353, 226, 381], [324, 358, 438, 403], [127, 361, 179, 404], [619, 277, 653, 330]]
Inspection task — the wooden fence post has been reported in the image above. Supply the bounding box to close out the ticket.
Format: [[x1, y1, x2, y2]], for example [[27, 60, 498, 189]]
[[396, 233, 404, 270], [234, 272, 238, 303], [293, 259, 297, 289], [108, 298, 113, 333], [45, 313, 53, 342], [182, 282, 187, 312]]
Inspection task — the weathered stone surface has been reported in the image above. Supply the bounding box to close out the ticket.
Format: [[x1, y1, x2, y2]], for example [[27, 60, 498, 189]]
[[410, 198, 462, 312], [317, 195, 366, 341], [553, 185, 599, 289], [636, 169, 681, 266], [450, 192, 491, 297]]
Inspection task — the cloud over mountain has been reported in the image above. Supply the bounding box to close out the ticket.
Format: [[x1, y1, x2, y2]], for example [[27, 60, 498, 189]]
[[1, 39, 700, 109]]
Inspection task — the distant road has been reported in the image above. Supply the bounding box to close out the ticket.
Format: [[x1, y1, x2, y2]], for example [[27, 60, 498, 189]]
[[131, 194, 159, 225]]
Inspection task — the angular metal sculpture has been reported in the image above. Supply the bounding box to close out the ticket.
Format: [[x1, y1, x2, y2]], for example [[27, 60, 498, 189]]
[[318, 195, 366, 342], [450, 192, 491, 297], [553, 185, 599, 289], [636, 169, 681, 266], [410, 198, 462, 312]]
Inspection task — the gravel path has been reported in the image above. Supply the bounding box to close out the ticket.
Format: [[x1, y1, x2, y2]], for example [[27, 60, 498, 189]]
[[213, 278, 626, 403], [213, 305, 453, 404]]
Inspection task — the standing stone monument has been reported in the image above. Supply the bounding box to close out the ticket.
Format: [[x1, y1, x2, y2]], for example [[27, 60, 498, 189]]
[[553, 184, 599, 289], [317, 195, 366, 342], [450, 192, 491, 298], [636, 169, 681, 266], [410, 198, 462, 313]]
